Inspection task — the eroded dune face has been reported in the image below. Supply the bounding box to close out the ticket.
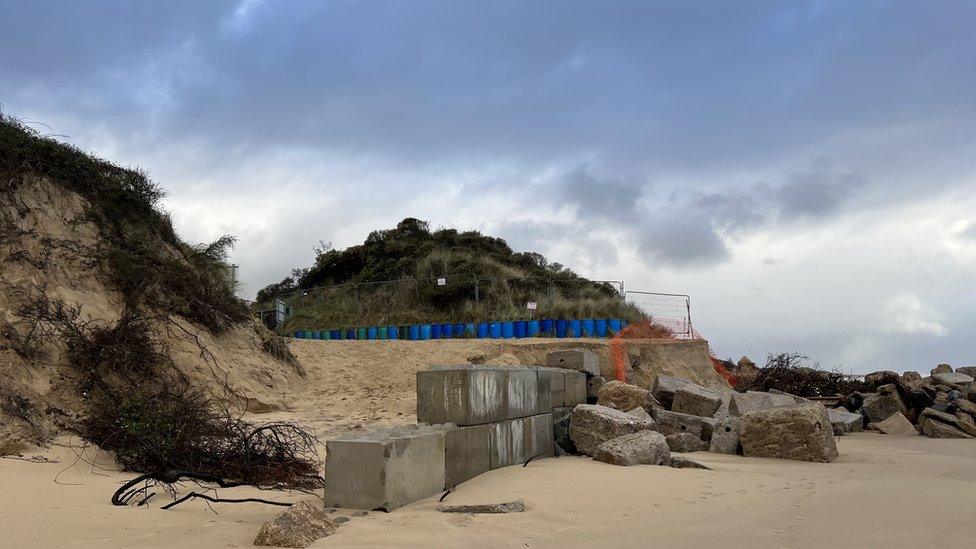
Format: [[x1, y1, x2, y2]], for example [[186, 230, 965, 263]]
[[0, 176, 302, 454]]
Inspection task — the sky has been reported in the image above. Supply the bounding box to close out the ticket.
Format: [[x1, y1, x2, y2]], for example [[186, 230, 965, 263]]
[[2, 0, 975, 373]]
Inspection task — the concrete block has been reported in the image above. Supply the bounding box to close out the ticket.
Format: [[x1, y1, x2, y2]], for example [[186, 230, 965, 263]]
[[417, 366, 506, 426], [728, 391, 797, 416], [672, 383, 723, 417], [709, 417, 741, 454], [565, 371, 587, 407], [489, 413, 554, 469], [541, 367, 566, 407], [551, 406, 575, 454], [546, 350, 601, 377], [324, 426, 446, 511], [532, 367, 553, 414], [652, 408, 716, 440], [505, 367, 540, 419], [652, 374, 691, 409], [444, 423, 491, 488]]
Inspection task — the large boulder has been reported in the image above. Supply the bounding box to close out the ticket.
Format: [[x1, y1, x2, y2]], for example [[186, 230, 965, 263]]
[[861, 389, 907, 423], [919, 409, 974, 438], [933, 372, 974, 387], [826, 408, 863, 435], [955, 366, 976, 379], [593, 430, 670, 466], [254, 501, 337, 548], [875, 412, 919, 436], [902, 371, 922, 383], [597, 380, 654, 411], [728, 391, 796, 416], [954, 398, 976, 419], [651, 375, 691, 409], [709, 417, 741, 454], [672, 384, 723, 418], [739, 402, 839, 463], [931, 364, 953, 375], [665, 432, 708, 453], [864, 370, 900, 389], [569, 404, 654, 456]]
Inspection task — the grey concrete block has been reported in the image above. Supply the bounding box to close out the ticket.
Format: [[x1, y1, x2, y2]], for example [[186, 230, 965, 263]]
[[489, 413, 554, 469], [444, 423, 491, 488], [728, 391, 797, 416], [542, 367, 566, 407], [417, 367, 506, 426], [672, 384, 723, 418], [709, 417, 741, 454], [505, 367, 540, 419], [546, 350, 601, 377], [565, 371, 587, 407], [533, 367, 553, 414], [652, 408, 716, 440], [324, 426, 446, 511], [652, 374, 691, 409]]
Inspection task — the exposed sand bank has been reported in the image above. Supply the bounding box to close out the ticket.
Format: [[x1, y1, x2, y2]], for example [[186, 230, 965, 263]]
[[2, 434, 973, 548]]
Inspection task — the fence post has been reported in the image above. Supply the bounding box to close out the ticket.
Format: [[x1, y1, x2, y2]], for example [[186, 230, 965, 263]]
[[474, 275, 480, 304]]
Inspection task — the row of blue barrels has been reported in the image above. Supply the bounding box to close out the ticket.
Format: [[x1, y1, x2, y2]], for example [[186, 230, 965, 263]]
[[292, 318, 628, 340]]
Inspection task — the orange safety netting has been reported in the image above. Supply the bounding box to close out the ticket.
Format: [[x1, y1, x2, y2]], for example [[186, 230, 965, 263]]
[[609, 318, 735, 386]]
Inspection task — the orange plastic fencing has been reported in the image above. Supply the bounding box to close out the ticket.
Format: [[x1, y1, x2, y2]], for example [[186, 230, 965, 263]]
[[608, 318, 735, 386]]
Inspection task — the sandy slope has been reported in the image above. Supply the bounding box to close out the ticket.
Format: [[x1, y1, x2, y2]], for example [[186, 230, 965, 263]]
[[1, 434, 973, 548]]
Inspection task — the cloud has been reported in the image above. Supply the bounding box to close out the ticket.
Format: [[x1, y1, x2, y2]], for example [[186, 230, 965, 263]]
[[882, 294, 948, 337]]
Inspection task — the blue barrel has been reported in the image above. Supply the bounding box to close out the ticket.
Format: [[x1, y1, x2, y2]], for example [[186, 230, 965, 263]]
[[387, 326, 398, 340], [595, 319, 608, 337], [307, 331, 316, 340], [489, 322, 502, 339], [501, 321, 515, 339], [322, 330, 332, 340], [378, 326, 388, 340], [541, 319, 554, 336], [453, 323, 465, 337], [330, 329, 341, 340], [476, 322, 489, 338], [527, 320, 540, 337], [609, 319, 623, 334], [409, 325, 421, 340], [431, 324, 442, 339], [581, 319, 595, 337], [514, 320, 527, 338], [568, 319, 582, 338], [442, 323, 454, 338], [294, 331, 304, 339], [421, 324, 432, 340], [555, 319, 568, 338], [365, 327, 376, 340]]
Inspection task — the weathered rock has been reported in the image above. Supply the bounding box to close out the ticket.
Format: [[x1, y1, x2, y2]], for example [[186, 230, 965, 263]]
[[652, 408, 716, 440], [597, 380, 653, 412], [672, 384, 723, 418], [437, 500, 525, 514], [667, 455, 712, 469], [569, 404, 654, 456], [626, 407, 653, 422], [254, 501, 337, 548], [665, 432, 708, 453], [933, 372, 974, 386], [861, 390, 907, 423], [708, 417, 740, 455], [728, 391, 796, 416], [826, 407, 863, 435], [768, 388, 808, 403], [587, 376, 606, 403], [955, 366, 976, 379], [931, 364, 953, 375], [739, 402, 838, 463], [954, 398, 976, 419], [865, 370, 900, 390], [593, 430, 670, 466], [651, 375, 691, 409], [953, 412, 976, 437], [919, 409, 974, 438], [874, 412, 918, 436], [735, 356, 759, 386], [902, 371, 922, 383]]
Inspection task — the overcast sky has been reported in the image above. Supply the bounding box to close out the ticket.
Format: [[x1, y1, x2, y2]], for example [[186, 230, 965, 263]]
[[3, 0, 975, 373]]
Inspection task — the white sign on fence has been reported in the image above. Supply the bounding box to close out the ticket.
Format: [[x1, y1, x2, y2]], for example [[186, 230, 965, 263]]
[[437, 277, 446, 286], [526, 301, 537, 310]]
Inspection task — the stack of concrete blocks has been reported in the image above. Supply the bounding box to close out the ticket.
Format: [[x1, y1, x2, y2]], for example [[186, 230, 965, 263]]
[[417, 365, 565, 487]]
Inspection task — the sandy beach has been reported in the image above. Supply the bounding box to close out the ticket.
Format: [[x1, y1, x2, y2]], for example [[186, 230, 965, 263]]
[[2, 433, 972, 548]]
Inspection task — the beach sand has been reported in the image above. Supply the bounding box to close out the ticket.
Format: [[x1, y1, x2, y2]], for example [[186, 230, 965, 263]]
[[2, 433, 972, 548]]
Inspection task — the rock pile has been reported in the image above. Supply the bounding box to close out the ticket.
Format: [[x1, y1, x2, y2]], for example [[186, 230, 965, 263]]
[[567, 368, 841, 465], [845, 364, 976, 439]]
